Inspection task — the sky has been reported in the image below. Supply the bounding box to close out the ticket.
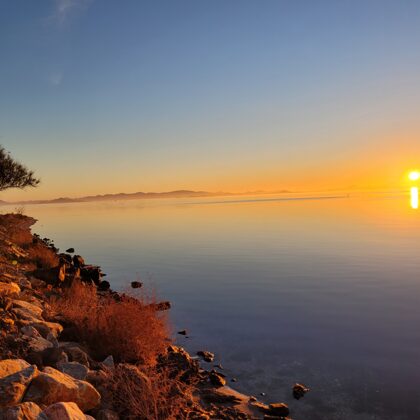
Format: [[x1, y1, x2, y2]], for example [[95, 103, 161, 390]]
[[1, 0, 420, 201]]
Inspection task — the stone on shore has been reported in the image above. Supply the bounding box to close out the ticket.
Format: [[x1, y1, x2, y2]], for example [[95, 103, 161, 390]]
[[23, 367, 100, 411], [12, 300, 43, 318], [268, 402, 290, 417], [0, 361, 38, 407], [42, 402, 86, 419], [197, 351, 215, 363], [57, 362, 89, 381], [0, 402, 45, 419]]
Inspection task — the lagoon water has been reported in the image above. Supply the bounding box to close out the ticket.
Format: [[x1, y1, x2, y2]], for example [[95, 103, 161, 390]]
[[10, 192, 420, 420]]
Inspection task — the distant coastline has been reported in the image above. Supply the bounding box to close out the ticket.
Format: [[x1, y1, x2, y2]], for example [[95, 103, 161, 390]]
[[0, 189, 293, 206]]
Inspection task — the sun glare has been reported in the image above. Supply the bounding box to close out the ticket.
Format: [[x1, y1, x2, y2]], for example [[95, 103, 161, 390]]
[[409, 171, 420, 181], [411, 187, 419, 209]]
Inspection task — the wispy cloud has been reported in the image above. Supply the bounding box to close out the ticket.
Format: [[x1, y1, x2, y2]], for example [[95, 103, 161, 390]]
[[51, 0, 92, 25]]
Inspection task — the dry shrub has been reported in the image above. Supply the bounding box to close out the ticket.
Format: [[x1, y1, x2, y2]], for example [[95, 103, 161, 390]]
[[26, 243, 59, 269], [104, 363, 193, 420], [50, 281, 169, 364]]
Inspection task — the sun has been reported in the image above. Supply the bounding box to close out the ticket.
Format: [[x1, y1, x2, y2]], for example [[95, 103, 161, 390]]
[[409, 171, 420, 181]]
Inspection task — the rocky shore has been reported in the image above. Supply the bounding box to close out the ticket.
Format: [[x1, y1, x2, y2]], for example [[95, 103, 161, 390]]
[[0, 213, 299, 419]]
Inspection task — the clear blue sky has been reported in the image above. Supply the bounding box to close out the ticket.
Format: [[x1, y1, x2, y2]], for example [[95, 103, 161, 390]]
[[1, 0, 420, 200]]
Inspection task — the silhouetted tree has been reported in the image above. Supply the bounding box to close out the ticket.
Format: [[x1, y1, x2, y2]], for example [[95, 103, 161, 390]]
[[0, 146, 40, 192]]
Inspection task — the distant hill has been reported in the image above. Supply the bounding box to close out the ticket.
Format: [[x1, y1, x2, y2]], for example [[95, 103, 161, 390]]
[[0, 189, 294, 206], [0, 190, 233, 206]]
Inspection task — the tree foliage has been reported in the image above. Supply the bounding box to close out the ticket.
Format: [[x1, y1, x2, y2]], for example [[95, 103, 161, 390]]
[[0, 146, 40, 192]]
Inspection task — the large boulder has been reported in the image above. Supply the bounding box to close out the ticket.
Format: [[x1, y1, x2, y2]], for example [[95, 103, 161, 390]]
[[0, 402, 45, 419], [41, 402, 86, 419], [0, 282, 21, 298], [23, 367, 100, 411], [0, 361, 38, 407]]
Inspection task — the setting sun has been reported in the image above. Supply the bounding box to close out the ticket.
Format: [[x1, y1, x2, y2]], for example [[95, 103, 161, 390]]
[[409, 171, 420, 181]]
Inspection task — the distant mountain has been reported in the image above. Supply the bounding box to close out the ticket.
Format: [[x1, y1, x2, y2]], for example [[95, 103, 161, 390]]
[[0, 189, 294, 206], [1, 190, 233, 206]]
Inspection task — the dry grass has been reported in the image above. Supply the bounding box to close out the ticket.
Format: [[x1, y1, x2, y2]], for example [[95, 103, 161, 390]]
[[26, 242, 59, 269], [50, 281, 169, 364], [103, 363, 193, 419]]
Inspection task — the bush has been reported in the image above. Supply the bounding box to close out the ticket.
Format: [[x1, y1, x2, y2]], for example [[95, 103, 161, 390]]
[[104, 363, 193, 419], [50, 282, 169, 364]]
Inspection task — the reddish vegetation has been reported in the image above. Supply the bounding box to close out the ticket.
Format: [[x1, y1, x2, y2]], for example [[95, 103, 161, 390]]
[[104, 363, 193, 419], [49, 282, 169, 364]]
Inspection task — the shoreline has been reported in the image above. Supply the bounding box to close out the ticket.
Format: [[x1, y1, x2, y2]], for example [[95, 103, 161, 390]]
[[0, 212, 299, 419]]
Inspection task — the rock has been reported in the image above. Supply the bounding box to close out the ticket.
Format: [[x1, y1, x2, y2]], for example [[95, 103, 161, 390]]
[[0, 297, 13, 311], [80, 267, 102, 285], [0, 360, 31, 378], [27, 277, 46, 289], [31, 321, 63, 338], [160, 346, 199, 383], [101, 356, 114, 370], [26, 336, 54, 353], [12, 308, 41, 323], [27, 347, 69, 369], [66, 248, 75, 254], [268, 403, 290, 417], [292, 383, 310, 400], [0, 402, 45, 419], [60, 344, 90, 368], [177, 329, 187, 335], [42, 402, 86, 419], [197, 351, 215, 363], [96, 409, 120, 420], [209, 371, 226, 387], [0, 362, 38, 407], [130, 281, 142, 289], [12, 300, 43, 318], [72, 255, 85, 268], [30, 265, 66, 286], [57, 362, 89, 381], [154, 301, 171, 311], [0, 282, 21, 298], [20, 325, 41, 338], [24, 367, 100, 411], [86, 370, 108, 388], [97, 280, 110, 291]]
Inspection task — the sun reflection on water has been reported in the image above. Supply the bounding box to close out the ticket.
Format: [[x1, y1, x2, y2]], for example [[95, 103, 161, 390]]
[[411, 187, 419, 209]]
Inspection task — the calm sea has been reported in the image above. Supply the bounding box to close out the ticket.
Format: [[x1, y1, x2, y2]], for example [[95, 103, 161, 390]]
[[7, 192, 420, 420]]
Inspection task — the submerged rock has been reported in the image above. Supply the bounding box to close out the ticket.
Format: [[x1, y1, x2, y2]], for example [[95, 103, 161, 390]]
[[293, 382, 310, 400], [197, 351, 215, 363]]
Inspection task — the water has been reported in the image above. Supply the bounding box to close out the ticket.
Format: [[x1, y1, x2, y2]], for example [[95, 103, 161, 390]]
[[7, 192, 420, 419]]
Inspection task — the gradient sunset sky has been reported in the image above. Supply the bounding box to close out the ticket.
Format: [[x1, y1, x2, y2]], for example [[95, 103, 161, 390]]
[[1, 0, 420, 201]]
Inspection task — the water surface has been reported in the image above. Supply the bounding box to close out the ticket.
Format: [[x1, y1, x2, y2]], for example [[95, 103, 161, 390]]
[[9, 193, 420, 420]]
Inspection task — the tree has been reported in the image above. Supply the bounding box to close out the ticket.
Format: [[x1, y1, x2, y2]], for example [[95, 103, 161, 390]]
[[0, 146, 40, 192]]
